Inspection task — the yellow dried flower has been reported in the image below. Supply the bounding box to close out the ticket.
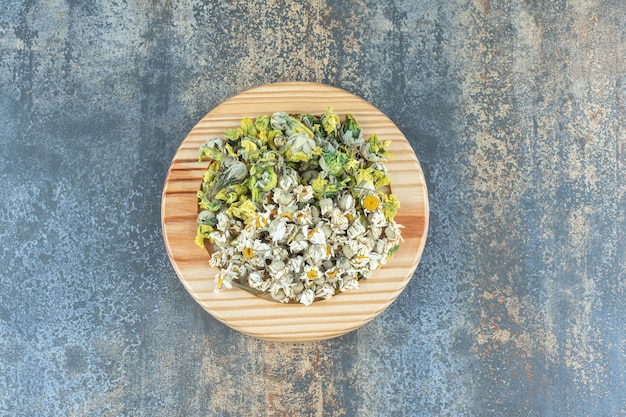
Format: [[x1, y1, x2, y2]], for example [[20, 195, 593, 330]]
[[362, 195, 380, 211]]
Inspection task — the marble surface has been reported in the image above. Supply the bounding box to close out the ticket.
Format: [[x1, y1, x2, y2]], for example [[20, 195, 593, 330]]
[[1, 1, 624, 416]]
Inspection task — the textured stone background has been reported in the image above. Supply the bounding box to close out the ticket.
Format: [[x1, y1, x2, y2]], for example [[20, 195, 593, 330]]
[[1, 1, 625, 416]]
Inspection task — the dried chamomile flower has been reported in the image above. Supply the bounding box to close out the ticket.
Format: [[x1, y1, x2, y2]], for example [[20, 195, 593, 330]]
[[196, 107, 403, 305]]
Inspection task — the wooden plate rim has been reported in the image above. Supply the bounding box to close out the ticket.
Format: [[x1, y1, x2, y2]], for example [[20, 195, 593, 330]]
[[161, 81, 429, 342]]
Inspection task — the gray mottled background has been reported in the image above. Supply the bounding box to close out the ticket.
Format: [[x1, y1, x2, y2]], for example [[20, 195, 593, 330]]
[[1, 1, 625, 416]]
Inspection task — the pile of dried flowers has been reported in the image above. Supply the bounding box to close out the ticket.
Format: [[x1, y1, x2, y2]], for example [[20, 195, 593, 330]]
[[195, 107, 402, 306]]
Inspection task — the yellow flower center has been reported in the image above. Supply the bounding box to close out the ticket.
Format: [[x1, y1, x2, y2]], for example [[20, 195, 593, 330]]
[[307, 269, 318, 279], [255, 216, 268, 228], [363, 195, 380, 211], [243, 247, 254, 259], [326, 269, 338, 278]]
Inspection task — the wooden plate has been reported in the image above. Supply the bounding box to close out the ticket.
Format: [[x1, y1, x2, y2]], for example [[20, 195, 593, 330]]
[[161, 82, 429, 342]]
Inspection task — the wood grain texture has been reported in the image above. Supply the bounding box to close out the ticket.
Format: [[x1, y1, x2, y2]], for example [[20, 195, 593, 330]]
[[161, 82, 429, 342]]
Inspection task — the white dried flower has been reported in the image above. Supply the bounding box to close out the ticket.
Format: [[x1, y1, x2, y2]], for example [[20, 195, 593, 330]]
[[319, 198, 334, 217], [339, 276, 359, 292], [359, 268, 372, 280], [248, 271, 264, 290], [288, 255, 304, 275], [347, 219, 366, 239], [268, 260, 287, 279], [268, 218, 288, 243], [273, 188, 295, 206], [299, 288, 315, 306], [352, 254, 370, 269], [278, 167, 299, 190], [307, 227, 326, 245], [385, 225, 398, 240], [368, 226, 383, 240], [324, 267, 341, 283], [209, 231, 228, 246], [375, 239, 387, 255], [293, 184, 314, 203], [271, 287, 288, 303], [304, 264, 321, 282], [368, 210, 387, 228], [360, 236, 376, 252], [289, 234, 309, 253], [294, 206, 314, 226], [215, 269, 236, 291], [330, 208, 349, 230], [315, 283, 335, 300], [369, 253, 384, 270], [305, 244, 329, 266], [336, 257, 351, 270], [291, 281, 305, 295], [337, 192, 354, 211], [317, 221, 333, 239], [270, 246, 289, 262]]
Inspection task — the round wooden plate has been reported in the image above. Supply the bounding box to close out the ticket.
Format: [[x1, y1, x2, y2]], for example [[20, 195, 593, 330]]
[[161, 82, 429, 342]]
